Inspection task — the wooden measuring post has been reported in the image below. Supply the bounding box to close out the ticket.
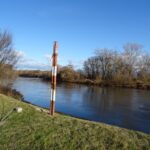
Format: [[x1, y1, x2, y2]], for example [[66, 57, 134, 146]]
[[50, 41, 58, 116]]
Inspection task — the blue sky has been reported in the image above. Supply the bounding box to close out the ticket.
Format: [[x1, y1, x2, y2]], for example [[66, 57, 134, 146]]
[[0, 0, 150, 70]]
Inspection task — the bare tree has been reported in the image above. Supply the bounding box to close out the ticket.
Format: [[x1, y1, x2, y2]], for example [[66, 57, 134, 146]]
[[95, 48, 116, 80], [84, 48, 117, 80], [84, 57, 99, 79], [141, 54, 150, 72], [122, 43, 143, 76], [138, 53, 150, 81], [0, 30, 19, 86]]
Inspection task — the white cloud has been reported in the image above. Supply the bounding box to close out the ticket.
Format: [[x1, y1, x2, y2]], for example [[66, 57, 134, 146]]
[[44, 54, 52, 61], [16, 52, 51, 70], [15, 50, 25, 58], [16, 51, 84, 70]]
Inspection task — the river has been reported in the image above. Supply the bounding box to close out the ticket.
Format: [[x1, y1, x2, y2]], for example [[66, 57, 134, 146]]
[[13, 77, 150, 133]]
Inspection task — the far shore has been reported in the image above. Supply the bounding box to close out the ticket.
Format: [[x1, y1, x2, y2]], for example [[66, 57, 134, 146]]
[[18, 74, 150, 90]]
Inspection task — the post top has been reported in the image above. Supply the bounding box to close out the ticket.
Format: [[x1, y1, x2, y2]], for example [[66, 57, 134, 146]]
[[54, 41, 58, 49]]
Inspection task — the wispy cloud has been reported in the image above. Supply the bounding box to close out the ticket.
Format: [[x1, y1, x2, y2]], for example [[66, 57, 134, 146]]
[[16, 51, 51, 70], [44, 54, 51, 61], [15, 50, 25, 58], [16, 51, 84, 70]]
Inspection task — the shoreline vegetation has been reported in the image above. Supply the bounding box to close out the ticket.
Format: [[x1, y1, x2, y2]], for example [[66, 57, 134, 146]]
[[18, 70, 150, 90], [0, 94, 150, 150], [0, 86, 23, 100], [16, 43, 150, 90]]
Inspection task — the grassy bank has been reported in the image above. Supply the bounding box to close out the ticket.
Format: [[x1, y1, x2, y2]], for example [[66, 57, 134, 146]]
[[0, 94, 150, 150]]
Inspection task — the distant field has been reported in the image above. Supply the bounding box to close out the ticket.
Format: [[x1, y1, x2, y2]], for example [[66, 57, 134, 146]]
[[0, 94, 150, 150]]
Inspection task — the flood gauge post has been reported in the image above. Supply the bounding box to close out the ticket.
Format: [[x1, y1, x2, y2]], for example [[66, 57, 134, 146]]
[[50, 41, 58, 116]]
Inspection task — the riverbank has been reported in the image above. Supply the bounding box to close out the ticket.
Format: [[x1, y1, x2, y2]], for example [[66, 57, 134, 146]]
[[18, 70, 150, 90], [0, 94, 150, 150], [0, 85, 23, 100], [66, 79, 150, 90], [18, 70, 51, 80], [18, 75, 150, 90]]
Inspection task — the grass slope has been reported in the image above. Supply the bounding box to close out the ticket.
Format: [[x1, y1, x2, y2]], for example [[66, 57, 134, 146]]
[[0, 94, 150, 150]]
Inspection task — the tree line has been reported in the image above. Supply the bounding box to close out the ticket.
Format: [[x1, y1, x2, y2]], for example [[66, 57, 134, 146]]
[[54, 43, 150, 87], [1, 29, 150, 89], [18, 43, 150, 89], [83, 43, 150, 83]]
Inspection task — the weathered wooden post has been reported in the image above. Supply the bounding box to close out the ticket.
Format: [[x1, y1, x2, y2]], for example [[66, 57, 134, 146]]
[[50, 41, 58, 116]]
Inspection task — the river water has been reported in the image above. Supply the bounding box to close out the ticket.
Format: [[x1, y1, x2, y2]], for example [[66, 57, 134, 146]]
[[13, 77, 150, 133]]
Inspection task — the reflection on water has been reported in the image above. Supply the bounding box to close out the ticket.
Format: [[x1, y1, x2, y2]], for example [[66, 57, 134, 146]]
[[13, 77, 150, 133]]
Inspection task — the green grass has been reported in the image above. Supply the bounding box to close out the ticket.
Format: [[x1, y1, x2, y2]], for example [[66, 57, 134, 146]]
[[0, 94, 150, 150]]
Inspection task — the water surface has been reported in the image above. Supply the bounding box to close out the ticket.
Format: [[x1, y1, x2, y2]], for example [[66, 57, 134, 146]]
[[13, 77, 150, 133]]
